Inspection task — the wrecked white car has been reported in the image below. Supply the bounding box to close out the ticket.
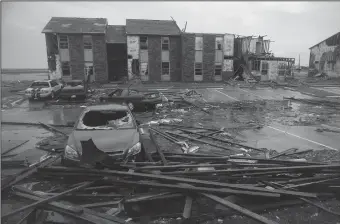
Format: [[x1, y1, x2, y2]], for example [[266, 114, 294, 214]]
[[25, 80, 62, 100], [62, 104, 144, 167]]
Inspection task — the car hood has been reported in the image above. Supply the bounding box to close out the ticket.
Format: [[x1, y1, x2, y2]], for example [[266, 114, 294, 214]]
[[68, 128, 140, 154]]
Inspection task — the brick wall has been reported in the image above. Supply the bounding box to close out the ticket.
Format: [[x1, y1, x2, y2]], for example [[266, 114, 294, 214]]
[[148, 36, 162, 82], [93, 35, 108, 82], [68, 35, 84, 80], [181, 33, 195, 82], [203, 34, 215, 82], [169, 37, 182, 81]]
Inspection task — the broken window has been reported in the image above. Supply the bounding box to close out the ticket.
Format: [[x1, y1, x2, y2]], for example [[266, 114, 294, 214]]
[[31, 82, 50, 88], [79, 110, 134, 130], [278, 63, 287, 76], [59, 35, 69, 49], [261, 62, 269, 75], [216, 37, 223, 50], [62, 62, 71, 76], [214, 64, 222, 76], [83, 35, 92, 50], [162, 62, 170, 75], [195, 63, 203, 76], [140, 36, 148, 50], [252, 60, 260, 71], [162, 37, 170, 50]]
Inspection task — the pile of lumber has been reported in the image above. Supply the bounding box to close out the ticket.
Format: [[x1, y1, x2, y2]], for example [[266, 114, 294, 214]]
[[2, 126, 340, 224]]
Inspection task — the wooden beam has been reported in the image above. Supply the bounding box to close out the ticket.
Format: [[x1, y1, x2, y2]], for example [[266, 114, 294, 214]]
[[38, 166, 317, 198], [202, 194, 278, 224], [2, 181, 94, 219], [149, 130, 168, 165]]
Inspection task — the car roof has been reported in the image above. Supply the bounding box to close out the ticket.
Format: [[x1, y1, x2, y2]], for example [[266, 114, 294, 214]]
[[33, 80, 50, 83], [85, 104, 129, 111], [66, 80, 83, 82]]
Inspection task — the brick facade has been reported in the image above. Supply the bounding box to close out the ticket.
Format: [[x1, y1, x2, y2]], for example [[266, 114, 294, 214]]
[[202, 34, 215, 81], [68, 35, 85, 80], [169, 37, 181, 81], [148, 36, 162, 82], [181, 33, 195, 82], [92, 34, 108, 82]]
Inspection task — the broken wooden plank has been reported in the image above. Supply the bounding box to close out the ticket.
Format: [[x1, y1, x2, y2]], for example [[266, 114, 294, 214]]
[[160, 123, 220, 132], [178, 128, 263, 152], [38, 122, 68, 136], [202, 193, 278, 224], [182, 196, 193, 219], [2, 181, 94, 219], [81, 200, 122, 208], [1, 140, 29, 156], [182, 98, 211, 114], [166, 131, 239, 152], [269, 148, 298, 159], [261, 181, 340, 217], [1, 154, 62, 191], [38, 166, 317, 198], [134, 163, 233, 170], [149, 130, 168, 165], [12, 191, 122, 224], [110, 179, 280, 198], [125, 192, 183, 203], [283, 177, 340, 189], [197, 130, 223, 139]]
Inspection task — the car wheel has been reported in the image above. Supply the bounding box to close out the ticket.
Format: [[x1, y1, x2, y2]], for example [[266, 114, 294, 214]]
[[128, 102, 134, 111]]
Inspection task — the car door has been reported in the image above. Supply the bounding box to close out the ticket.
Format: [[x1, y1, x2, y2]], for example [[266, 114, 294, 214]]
[[50, 80, 60, 92], [126, 89, 144, 104], [107, 89, 125, 103]]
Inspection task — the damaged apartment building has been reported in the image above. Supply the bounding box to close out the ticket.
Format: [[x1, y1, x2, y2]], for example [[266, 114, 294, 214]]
[[233, 36, 295, 81], [309, 32, 340, 77], [42, 17, 295, 83]]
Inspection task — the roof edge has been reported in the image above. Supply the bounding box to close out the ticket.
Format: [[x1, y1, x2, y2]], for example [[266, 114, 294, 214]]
[[309, 31, 340, 49]]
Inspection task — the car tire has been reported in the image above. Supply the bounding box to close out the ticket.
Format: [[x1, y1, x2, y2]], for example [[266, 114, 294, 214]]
[[128, 102, 134, 111]]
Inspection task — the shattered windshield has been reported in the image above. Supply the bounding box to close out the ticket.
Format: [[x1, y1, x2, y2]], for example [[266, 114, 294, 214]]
[[30, 82, 50, 88], [77, 110, 135, 130]]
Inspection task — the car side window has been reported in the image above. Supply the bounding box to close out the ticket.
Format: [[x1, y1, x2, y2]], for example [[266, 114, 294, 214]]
[[129, 90, 139, 95], [50, 81, 57, 87]]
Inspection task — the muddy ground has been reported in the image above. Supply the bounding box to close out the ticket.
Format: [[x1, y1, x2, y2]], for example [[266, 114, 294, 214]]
[[1, 76, 340, 223]]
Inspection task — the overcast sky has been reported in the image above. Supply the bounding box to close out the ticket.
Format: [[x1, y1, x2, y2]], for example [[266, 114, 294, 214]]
[[2, 1, 340, 68]]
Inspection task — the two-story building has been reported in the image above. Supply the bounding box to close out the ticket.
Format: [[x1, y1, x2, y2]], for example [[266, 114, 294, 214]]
[[42, 17, 109, 82], [125, 19, 182, 82], [309, 32, 340, 77], [42, 17, 295, 83], [181, 33, 235, 82]]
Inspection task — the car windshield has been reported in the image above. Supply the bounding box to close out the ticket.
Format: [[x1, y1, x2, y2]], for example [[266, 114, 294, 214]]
[[66, 81, 83, 87], [30, 82, 49, 88], [77, 110, 135, 130]]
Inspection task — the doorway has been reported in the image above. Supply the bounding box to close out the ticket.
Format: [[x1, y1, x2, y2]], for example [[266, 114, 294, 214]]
[[107, 43, 127, 81]]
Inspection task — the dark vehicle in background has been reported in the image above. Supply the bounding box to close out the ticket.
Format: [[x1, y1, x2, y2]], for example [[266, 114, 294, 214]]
[[62, 104, 144, 167], [99, 88, 162, 111], [59, 80, 87, 100], [25, 80, 63, 100]]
